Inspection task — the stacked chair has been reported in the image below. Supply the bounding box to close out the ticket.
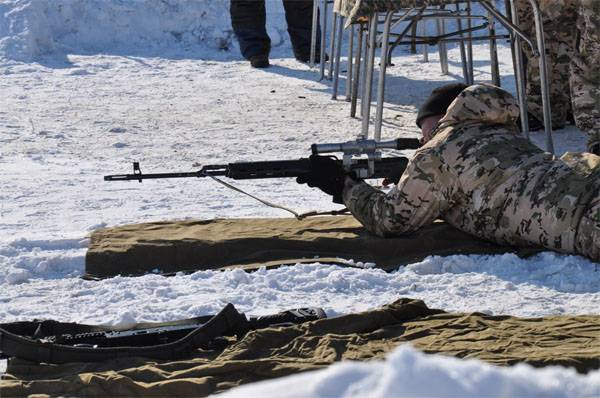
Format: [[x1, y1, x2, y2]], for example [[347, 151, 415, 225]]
[[310, 0, 554, 153]]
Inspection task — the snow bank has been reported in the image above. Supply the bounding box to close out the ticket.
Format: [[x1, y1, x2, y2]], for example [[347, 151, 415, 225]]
[[0, 0, 505, 63], [0, 238, 87, 284], [222, 345, 600, 398], [2, 255, 599, 328], [0, 0, 288, 62], [408, 251, 600, 293]]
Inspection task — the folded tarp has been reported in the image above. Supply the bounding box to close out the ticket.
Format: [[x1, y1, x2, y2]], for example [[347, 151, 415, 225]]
[[85, 216, 539, 278], [2, 298, 599, 397]]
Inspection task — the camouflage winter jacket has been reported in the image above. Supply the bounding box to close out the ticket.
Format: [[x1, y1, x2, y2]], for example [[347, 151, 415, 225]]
[[343, 84, 600, 256]]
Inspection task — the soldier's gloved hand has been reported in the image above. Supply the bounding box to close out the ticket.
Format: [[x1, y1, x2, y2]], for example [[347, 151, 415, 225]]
[[382, 167, 404, 187], [588, 140, 600, 156], [296, 155, 348, 204]]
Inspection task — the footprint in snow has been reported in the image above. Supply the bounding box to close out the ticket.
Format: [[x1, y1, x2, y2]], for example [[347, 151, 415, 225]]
[[109, 127, 127, 133]]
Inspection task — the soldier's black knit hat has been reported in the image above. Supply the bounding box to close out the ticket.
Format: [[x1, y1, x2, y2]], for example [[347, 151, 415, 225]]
[[416, 83, 469, 127]]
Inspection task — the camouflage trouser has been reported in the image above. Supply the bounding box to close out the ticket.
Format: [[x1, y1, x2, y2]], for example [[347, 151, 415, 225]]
[[514, 0, 600, 148], [575, 195, 600, 262], [571, 0, 600, 149]]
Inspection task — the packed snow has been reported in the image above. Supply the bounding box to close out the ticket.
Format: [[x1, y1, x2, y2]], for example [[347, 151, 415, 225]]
[[1, 0, 598, 393], [221, 345, 600, 398]]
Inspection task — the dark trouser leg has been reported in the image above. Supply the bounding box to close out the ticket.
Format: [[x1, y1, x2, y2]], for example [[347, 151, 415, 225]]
[[230, 0, 270, 59], [282, 0, 319, 60]]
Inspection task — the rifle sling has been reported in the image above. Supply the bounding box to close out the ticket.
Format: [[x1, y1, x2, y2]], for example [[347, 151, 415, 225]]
[[0, 303, 247, 364]]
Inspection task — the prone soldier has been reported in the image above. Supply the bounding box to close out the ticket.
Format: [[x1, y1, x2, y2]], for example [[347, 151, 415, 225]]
[[298, 83, 600, 261]]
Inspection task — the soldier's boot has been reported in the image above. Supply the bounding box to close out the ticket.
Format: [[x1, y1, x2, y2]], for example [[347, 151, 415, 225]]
[[230, 0, 271, 66], [249, 55, 270, 68]]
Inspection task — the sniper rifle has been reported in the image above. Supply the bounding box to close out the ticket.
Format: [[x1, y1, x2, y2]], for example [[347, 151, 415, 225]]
[[104, 137, 420, 182], [104, 137, 421, 216]]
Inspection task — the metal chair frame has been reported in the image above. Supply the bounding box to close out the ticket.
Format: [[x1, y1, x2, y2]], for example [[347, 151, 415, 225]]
[[311, 0, 555, 153]]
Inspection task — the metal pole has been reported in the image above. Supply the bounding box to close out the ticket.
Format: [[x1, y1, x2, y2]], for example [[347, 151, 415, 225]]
[[328, 11, 338, 79], [488, 10, 501, 86], [505, 0, 519, 82], [332, 15, 344, 99], [508, 0, 530, 139], [421, 18, 429, 62], [361, 14, 378, 138], [410, 15, 418, 54], [455, 3, 469, 82], [345, 24, 355, 101], [310, 0, 319, 67], [466, 1, 474, 83], [436, 14, 449, 75], [374, 12, 394, 140], [360, 21, 369, 118], [319, 0, 328, 80], [350, 24, 363, 117], [528, 0, 554, 153]]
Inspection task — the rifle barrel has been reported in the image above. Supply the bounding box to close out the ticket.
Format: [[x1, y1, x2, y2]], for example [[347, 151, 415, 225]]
[[104, 157, 409, 182], [104, 171, 207, 181]]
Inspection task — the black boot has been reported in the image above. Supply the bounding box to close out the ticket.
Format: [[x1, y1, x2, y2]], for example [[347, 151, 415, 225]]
[[250, 54, 270, 68]]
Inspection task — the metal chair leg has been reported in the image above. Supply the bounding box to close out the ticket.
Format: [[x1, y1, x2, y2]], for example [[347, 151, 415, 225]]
[[455, 4, 470, 83], [436, 15, 449, 75], [508, 0, 530, 139], [488, 11, 501, 86], [467, 1, 475, 83], [319, 0, 328, 80], [345, 24, 355, 102], [528, 0, 554, 153], [360, 23, 369, 119], [350, 24, 363, 117], [332, 15, 344, 99], [421, 18, 429, 62], [374, 12, 394, 140], [328, 11, 338, 80], [361, 14, 378, 138]]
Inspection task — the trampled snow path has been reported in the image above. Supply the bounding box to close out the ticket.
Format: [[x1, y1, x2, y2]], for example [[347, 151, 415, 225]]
[[0, 0, 597, 387]]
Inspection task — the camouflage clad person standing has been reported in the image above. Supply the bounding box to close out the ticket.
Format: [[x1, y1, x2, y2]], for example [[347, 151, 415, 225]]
[[514, 0, 600, 152], [298, 84, 600, 261]]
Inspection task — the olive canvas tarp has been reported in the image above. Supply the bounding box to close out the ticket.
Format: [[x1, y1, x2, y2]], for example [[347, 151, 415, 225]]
[[2, 298, 600, 398], [85, 216, 539, 278]]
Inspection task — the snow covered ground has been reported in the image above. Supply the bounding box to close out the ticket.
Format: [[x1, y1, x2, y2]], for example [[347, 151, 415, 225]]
[[222, 345, 600, 398], [1, 0, 598, 393]]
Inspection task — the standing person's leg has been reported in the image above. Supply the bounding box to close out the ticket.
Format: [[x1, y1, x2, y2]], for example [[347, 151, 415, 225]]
[[513, 0, 577, 129], [230, 0, 271, 67], [570, 0, 600, 153], [282, 0, 320, 62]]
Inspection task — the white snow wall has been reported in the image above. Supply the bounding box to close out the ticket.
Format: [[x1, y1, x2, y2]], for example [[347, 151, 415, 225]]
[[0, 0, 290, 62], [0, 0, 506, 62]]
